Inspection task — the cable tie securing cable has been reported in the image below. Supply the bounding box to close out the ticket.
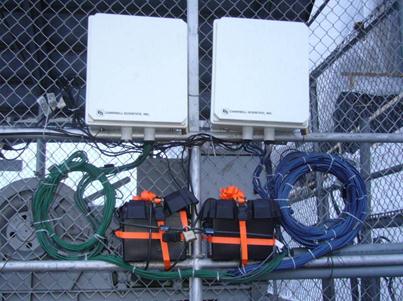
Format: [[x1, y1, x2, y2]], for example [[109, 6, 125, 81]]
[[280, 205, 291, 210], [326, 241, 333, 251], [178, 268, 182, 279], [275, 198, 289, 201], [331, 229, 337, 239], [192, 269, 195, 278], [54, 165, 64, 174], [62, 161, 70, 171], [42, 182, 56, 187], [35, 229, 49, 235], [343, 211, 364, 224], [132, 265, 136, 273], [242, 265, 247, 274], [291, 257, 297, 269], [302, 157, 313, 172], [216, 272, 220, 281], [285, 182, 294, 189], [93, 233, 105, 241], [348, 174, 356, 181], [95, 172, 105, 181], [308, 249, 316, 259], [84, 253, 88, 260], [32, 216, 63, 225], [327, 155, 334, 173]]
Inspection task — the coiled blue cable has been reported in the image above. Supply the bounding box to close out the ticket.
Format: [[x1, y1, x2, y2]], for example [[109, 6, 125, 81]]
[[239, 150, 367, 273]]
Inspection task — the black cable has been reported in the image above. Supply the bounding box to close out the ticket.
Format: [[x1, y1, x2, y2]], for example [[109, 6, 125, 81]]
[[160, 150, 182, 190], [144, 203, 153, 270]]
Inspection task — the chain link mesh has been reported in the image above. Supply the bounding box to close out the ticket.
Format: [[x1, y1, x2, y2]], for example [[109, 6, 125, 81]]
[[1, 0, 402, 300]]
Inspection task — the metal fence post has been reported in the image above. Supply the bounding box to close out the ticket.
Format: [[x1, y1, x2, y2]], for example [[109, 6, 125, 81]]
[[311, 72, 336, 301], [187, 1, 202, 300], [359, 116, 380, 301]]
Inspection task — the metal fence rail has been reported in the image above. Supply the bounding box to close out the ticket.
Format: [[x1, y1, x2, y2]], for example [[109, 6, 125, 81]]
[[1, 0, 402, 300]]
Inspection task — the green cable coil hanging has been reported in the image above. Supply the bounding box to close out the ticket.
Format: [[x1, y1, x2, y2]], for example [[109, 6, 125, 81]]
[[32, 142, 284, 282]]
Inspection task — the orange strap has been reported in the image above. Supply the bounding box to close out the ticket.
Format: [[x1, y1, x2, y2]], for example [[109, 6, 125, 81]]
[[179, 210, 189, 230], [157, 220, 171, 270], [205, 236, 275, 246], [239, 220, 248, 266], [219, 185, 250, 265], [115, 230, 160, 240]]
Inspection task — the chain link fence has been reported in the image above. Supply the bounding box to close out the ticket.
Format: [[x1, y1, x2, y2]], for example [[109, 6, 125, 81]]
[[1, 0, 402, 300]]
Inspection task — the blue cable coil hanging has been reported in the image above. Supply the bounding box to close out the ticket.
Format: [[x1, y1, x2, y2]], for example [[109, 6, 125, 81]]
[[243, 149, 367, 273]]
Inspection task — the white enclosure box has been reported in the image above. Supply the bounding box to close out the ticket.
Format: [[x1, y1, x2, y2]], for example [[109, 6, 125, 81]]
[[85, 14, 188, 137], [211, 18, 310, 134]]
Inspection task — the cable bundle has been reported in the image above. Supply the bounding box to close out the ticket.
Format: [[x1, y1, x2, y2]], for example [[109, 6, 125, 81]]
[[32, 141, 284, 282], [251, 150, 367, 271], [32, 143, 153, 260]]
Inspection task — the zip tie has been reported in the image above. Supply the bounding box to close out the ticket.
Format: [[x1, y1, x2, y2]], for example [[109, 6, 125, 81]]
[[178, 268, 182, 279], [275, 198, 289, 201], [326, 241, 333, 251], [93, 233, 105, 241], [348, 174, 356, 181], [62, 161, 70, 172], [285, 182, 294, 189], [342, 211, 364, 224], [36, 229, 55, 238], [33, 216, 63, 225], [241, 265, 247, 274], [192, 269, 195, 278], [280, 205, 291, 210], [330, 229, 337, 239], [84, 253, 88, 260], [95, 173, 104, 181], [302, 157, 313, 172], [216, 272, 220, 281], [308, 249, 316, 259], [277, 173, 284, 180], [132, 265, 136, 273], [358, 195, 367, 200], [290, 257, 297, 269], [54, 165, 64, 174], [41, 182, 57, 187], [326, 155, 334, 173]]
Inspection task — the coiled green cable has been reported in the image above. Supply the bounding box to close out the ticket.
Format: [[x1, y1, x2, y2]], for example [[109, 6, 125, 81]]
[[32, 142, 284, 282]]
